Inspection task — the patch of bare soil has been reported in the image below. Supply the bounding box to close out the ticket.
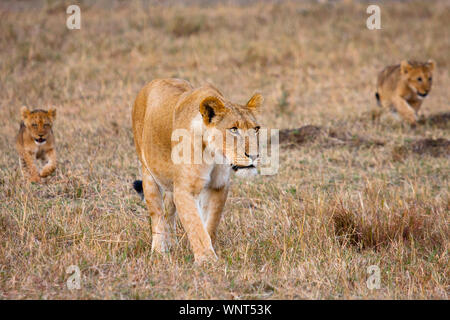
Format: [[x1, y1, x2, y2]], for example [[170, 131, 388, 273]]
[[327, 127, 385, 148], [411, 138, 450, 157], [418, 112, 450, 129], [279, 125, 385, 149], [279, 125, 322, 148], [392, 138, 450, 161]]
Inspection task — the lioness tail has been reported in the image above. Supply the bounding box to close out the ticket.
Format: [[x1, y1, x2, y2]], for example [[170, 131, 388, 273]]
[[375, 92, 381, 107], [133, 180, 144, 200]]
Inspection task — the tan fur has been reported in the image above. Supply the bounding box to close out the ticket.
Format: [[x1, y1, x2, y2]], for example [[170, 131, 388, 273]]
[[132, 78, 263, 264], [16, 107, 57, 183], [375, 60, 435, 125]]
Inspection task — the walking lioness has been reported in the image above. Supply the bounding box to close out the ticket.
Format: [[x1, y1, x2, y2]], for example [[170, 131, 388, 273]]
[[375, 60, 435, 125], [131, 79, 263, 263]]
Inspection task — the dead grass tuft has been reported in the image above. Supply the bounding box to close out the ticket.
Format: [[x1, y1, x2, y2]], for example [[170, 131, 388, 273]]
[[332, 200, 446, 252]]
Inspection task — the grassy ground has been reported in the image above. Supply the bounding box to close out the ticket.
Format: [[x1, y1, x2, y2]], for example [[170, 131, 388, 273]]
[[0, 0, 448, 299]]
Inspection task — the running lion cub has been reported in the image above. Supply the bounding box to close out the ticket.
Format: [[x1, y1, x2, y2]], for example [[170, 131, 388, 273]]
[[16, 107, 57, 183], [375, 59, 435, 125]]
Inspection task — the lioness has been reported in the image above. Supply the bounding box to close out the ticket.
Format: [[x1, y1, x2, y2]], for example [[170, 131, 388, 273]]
[[16, 107, 57, 183], [131, 79, 262, 263], [375, 60, 435, 125]]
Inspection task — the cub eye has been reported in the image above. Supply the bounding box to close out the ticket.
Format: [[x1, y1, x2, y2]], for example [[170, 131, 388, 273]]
[[32, 124, 38, 128], [254, 126, 260, 133], [44, 124, 50, 128], [417, 77, 422, 82], [429, 77, 432, 81], [229, 127, 238, 133]]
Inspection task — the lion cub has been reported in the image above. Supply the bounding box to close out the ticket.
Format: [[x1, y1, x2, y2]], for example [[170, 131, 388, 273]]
[[375, 60, 435, 125], [16, 107, 57, 183]]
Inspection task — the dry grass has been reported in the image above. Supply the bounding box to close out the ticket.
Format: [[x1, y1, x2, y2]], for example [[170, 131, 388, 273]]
[[0, 0, 449, 299]]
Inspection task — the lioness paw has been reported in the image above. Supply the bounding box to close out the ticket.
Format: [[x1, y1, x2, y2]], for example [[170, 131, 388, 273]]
[[194, 250, 218, 266]]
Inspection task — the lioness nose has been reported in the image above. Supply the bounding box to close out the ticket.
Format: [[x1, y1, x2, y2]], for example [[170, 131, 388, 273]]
[[245, 152, 258, 161]]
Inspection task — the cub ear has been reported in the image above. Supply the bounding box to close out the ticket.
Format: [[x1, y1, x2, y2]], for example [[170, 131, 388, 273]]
[[427, 59, 436, 72], [400, 60, 412, 74], [20, 106, 30, 120], [199, 96, 227, 125], [246, 93, 263, 112], [48, 108, 56, 120]]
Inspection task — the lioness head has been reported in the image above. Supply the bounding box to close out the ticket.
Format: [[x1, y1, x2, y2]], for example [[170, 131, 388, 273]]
[[21, 107, 56, 145], [400, 60, 435, 98], [199, 93, 263, 177]]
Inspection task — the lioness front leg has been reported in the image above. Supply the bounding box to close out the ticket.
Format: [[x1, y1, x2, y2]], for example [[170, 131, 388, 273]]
[[40, 148, 57, 178], [143, 171, 174, 253], [174, 187, 217, 264], [163, 191, 177, 244], [205, 186, 229, 246], [392, 97, 418, 125]]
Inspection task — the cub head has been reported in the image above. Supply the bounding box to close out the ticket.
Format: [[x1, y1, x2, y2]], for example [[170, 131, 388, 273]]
[[199, 93, 263, 177], [21, 107, 56, 145], [400, 60, 435, 98]]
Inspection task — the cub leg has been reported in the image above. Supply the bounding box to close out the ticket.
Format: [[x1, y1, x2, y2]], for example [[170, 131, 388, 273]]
[[20, 151, 40, 183], [143, 170, 173, 253], [371, 93, 386, 122], [371, 106, 384, 122], [173, 186, 217, 264], [409, 100, 424, 118], [392, 96, 418, 125], [205, 186, 229, 246], [40, 148, 57, 178]]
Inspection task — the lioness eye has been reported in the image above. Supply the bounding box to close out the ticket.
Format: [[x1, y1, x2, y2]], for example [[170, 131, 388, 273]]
[[417, 77, 422, 82], [229, 127, 238, 133]]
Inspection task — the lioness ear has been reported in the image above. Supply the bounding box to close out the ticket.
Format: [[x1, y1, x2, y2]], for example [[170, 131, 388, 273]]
[[427, 59, 436, 72], [199, 96, 226, 125], [246, 93, 263, 112], [400, 60, 412, 74], [48, 108, 56, 120], [20, 106, 30, 120]]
